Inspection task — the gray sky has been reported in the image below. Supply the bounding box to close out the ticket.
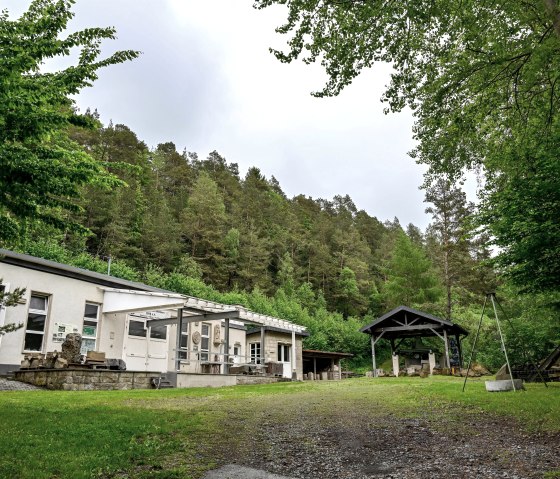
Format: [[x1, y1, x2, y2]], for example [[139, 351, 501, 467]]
[[5, 1, 437, 228]]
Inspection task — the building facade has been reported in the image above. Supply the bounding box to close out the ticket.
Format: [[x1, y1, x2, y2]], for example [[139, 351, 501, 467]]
[[0, 250, 307, 383]]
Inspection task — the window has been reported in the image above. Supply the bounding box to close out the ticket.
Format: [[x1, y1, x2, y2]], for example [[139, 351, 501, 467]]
[[277, 343, 291, 362], [178, 321, 189, 360], [128, 319, 146, 337], [0, 283, 7, 327], [81, 303, 100, 355], [24, 294, 49, 352], [250, 343, 261, 364], [200, 323, 210, 361], [150, 324, 167, 340]]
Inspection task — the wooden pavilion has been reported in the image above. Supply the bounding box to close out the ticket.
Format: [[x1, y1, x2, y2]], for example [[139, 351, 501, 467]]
[[360, 306, 469, 377]]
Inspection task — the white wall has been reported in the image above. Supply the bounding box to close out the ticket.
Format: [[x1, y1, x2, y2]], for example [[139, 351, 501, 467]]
[[0, 263, 104, 368]]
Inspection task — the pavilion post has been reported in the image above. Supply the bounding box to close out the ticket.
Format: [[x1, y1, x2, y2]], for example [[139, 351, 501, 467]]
[[443, 329, 451, 368], [291, 329, 297, 378], [371, 334, 377, 377]]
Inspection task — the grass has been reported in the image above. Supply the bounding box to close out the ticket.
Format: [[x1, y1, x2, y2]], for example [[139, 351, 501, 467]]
[[0, 377, 558, 478]]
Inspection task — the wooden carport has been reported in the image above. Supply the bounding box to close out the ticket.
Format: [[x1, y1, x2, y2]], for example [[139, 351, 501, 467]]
[[360, 306, 469, 377]]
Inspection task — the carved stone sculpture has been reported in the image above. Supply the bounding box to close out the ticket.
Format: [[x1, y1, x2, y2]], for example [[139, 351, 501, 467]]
[[61, 333, 82, 363]]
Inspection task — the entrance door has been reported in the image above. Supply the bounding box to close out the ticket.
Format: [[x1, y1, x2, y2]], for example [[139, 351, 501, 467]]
[[124, 316, 168, 372], [277, 343, 292, 378]]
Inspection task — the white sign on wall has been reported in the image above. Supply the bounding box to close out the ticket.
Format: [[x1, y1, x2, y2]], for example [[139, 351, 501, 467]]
[[52, 322, 79, 342]]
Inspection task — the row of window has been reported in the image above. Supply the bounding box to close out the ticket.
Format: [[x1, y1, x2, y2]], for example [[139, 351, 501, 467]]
[[249, 342, 291, 363], [23, 294, 101, 354]]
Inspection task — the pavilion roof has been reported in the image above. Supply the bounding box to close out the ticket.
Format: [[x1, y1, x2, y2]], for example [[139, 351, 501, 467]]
[[360, 306, 468, 339]]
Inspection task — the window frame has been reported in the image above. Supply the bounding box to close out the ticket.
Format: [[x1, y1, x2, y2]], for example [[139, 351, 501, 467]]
[[200, 323, 210, 361], [277, 343, 291, 363], [250, 342, 261, 364], [23, 293, 49, 353], [178, 321, 189, 361], [81, 302, 100, 355], [128, 319, 147, 338], [0, 283, 8, 329]]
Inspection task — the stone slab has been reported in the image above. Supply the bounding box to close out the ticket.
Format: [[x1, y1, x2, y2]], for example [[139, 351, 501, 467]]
[[202, 465, 296, 479], [485, 379, 524, 392]]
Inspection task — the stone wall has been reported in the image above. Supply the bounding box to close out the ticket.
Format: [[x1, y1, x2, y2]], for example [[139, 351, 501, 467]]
[[14, 369, 160, 391], [176, 372, 287, 388]]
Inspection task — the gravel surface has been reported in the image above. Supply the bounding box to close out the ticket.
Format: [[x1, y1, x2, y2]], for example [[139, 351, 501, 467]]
[[216, 392, 559, 479], [0, 377, 44, 391]]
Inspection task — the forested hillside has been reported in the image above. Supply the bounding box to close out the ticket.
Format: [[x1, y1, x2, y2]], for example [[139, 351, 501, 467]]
[[1, 0, 558, 371]]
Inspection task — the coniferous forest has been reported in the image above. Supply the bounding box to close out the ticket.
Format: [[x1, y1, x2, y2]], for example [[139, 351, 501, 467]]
[[1, 1, 559, 371]]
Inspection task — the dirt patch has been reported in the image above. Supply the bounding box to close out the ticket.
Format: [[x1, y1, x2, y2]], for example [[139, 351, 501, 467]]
[[213, 392, 560, 479]]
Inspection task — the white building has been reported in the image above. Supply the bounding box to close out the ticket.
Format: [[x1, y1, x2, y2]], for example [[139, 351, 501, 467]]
[[0, 249, 307, 385]]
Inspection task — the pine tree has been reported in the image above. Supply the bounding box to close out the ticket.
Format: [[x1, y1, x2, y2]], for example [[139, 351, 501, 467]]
[[383, 232, 442, 309], [424, 178, 474, 319]]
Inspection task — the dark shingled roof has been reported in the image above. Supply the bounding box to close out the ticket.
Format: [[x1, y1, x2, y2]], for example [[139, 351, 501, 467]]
[[360, 305, 469, 338]]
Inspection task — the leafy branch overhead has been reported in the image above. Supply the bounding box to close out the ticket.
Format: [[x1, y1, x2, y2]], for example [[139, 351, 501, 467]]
[[255, 0, 560, 293], [0, 0, 140, 245]]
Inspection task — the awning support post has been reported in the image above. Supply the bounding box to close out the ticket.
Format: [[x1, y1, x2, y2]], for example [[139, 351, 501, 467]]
[[223, 318, 230, 374]]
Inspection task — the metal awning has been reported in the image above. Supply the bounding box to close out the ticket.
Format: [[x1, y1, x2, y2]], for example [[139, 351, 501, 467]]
[[100, 288, 306, 334], [101, 288, 186, 314]]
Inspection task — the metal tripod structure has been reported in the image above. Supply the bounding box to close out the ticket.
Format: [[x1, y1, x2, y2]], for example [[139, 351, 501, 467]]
[[462, 292, 548, 392]]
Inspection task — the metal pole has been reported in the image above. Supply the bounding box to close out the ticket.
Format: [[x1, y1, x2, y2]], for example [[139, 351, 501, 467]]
[[175, 308, 183, 371], [223, 318, 230, 375], [490, 294, 517, 392], [292, 329, 296, 378], [463, 294, 488, 392], [260, 326, 265, 365]]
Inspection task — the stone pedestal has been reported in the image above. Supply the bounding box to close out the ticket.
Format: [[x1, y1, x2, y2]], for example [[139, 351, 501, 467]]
[[428, 352, 436, 374], [392, 354, 399, 377]]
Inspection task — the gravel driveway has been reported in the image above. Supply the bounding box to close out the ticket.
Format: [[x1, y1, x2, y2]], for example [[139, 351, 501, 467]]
[[208, 383, 560, 479]]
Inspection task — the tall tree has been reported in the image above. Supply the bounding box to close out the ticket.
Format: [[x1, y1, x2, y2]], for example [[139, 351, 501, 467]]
[[425, 179, 474, 319], [383, 231, 442, 310], [256, 0, 560, 294], [0, 1, 139, 245], [180, 172, 227, 283]]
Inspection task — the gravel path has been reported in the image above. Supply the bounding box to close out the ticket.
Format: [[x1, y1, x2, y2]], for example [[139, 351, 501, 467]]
[[0, 377, 44, 391], [212, 388, 560, 479]]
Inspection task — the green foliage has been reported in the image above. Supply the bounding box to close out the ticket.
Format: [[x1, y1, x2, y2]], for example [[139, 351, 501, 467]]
[[255, 0, 560, 295], [0, 0, 139, 245], [0, 278, 26, 335], [383, 231, 442, 309]]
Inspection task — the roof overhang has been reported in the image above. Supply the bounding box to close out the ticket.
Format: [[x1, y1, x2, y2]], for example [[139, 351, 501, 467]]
[[302, 349, 354, 359], [181, 297, 307, 334], [101, 288, 186, 314]]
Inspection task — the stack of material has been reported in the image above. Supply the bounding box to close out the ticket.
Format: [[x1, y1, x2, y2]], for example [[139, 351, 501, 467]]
[[266, 362, 283, 376], [85, 351, 107, 369]]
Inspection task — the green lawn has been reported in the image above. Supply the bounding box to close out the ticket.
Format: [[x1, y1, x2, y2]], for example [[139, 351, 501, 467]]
[[0, 377, 558, 479]]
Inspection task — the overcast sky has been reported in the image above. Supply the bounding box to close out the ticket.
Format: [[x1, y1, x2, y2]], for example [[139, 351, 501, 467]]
[[5, 1, 438, 228]]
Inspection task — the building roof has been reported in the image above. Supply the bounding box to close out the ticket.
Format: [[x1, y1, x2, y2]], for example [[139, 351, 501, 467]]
[[0, 248, 170, 292], [302, 349, 354, 359], [0, 249, 307, 334], [360, 305, 469, 338]]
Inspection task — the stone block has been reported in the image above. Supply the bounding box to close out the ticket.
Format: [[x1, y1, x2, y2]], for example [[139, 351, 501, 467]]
[[54, 358, 68, 369]]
